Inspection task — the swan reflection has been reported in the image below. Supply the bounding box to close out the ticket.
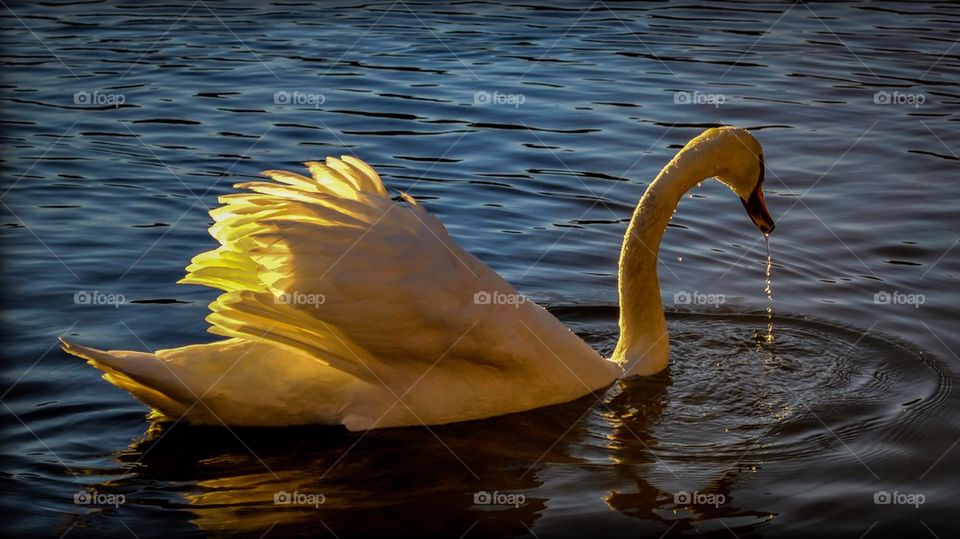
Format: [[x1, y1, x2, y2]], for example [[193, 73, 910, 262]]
[[89, 364, 780, 537]]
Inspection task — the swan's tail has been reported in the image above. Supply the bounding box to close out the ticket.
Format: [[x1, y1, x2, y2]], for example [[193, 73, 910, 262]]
[[59, 337, 192, 419]]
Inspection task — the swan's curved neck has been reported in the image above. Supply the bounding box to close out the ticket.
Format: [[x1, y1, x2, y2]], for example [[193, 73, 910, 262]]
[[613, 134, 727, 376]]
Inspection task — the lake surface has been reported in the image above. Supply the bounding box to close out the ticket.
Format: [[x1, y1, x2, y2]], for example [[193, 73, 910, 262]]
[[1, 1, 958, 537]]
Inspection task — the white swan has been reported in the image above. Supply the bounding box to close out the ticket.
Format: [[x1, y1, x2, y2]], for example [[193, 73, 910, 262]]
[[61, 126, 774, 430]]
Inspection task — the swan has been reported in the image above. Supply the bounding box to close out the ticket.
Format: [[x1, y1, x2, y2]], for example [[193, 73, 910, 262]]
[[60, 126, 775, 431]]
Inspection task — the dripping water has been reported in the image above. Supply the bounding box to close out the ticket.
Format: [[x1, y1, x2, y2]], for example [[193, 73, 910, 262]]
[[763, 233, 775, 344]]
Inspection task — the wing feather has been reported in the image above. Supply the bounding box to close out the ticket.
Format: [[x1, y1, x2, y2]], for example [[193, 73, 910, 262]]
[[181, 155, 523, 382]]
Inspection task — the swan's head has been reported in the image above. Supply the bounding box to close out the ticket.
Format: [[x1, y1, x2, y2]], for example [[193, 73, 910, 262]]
[[707, 127, 776, 234]]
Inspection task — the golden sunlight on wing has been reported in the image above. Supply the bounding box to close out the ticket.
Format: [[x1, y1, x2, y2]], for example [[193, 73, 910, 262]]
[[182, 157, 488, 377]]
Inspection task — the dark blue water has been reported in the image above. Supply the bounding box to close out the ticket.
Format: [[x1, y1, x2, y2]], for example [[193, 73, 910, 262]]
[[2, 1, 959, 537]]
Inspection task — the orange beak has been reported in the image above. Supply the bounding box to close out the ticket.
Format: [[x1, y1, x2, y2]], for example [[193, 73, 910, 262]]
[[741, 182, 775, 234], [740, 157, 775, 234]]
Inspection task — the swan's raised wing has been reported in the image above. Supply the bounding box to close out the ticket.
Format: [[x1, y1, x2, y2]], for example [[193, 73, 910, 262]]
[[179, 156, 608, 389]]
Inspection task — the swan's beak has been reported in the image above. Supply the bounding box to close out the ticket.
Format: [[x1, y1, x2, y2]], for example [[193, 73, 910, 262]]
[[741, 182, 775, 234]]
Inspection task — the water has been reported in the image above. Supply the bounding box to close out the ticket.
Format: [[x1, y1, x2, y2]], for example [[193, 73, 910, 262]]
[[2, 1, 959, 537]]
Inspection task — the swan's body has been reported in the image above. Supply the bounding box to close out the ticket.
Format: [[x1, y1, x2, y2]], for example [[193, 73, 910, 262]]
[[61, 126, 773, 430]]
